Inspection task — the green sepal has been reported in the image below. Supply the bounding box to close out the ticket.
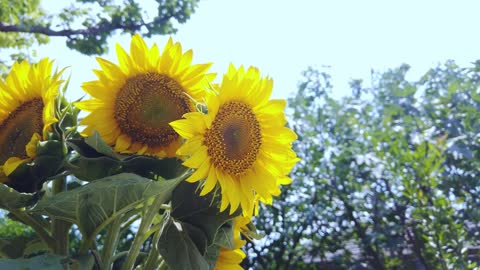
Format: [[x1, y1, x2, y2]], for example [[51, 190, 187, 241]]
[[5, 139, 66, 193]]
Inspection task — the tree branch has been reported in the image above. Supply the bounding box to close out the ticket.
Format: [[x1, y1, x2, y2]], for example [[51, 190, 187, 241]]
[[0, 21, 147, 38]]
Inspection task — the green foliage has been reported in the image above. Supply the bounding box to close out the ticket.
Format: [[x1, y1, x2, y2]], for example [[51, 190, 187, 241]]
[[171, 182, 238, 248], [0, 0, 49, 73], [156, 182, 238, 269], [32, 173, 182, 238], [0, 253, 88, 270], [244, 61, 480, 269], [0, 184, 36, 210], [0, 217, 34, 238], [0, 0, 200, 70], [67, 132, 187, 181], [158, 218, 211, 269], [6, 139, 66, 193]]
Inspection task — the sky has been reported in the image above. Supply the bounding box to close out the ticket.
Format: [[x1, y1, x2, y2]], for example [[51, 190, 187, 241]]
[[24, 0, 480, 101]]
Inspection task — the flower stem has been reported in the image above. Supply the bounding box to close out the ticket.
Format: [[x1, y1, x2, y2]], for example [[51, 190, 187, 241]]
[[11, 210, 56, 251], [143, 216, 164, 270], [101, 217, 122, 270], [121, 196, 163, 270], [51, 178, 70, 255], [158, 260, 168, 270]]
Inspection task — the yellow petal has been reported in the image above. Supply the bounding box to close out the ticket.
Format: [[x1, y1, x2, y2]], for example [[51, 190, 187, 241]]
[[176, 135, 203, 156], [130, 34, 148, 70], [217, 170, 240, 214], [114, 134, 132, 152], [4, 157, 29, 176], [116, 44, 134, 75], [96, 57, 125, 79], [170, 119, 199, 139], [186, 158, 210, 183], [262, 127, 297, 144], [257, 99, 286, 114], [26, 133, 41, 158], [200, 164, 217, 196], [183, 145, 208, 169]]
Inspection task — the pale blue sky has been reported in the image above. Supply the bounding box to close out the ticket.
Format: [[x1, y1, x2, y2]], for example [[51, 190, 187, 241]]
[[26, 0, 480, 100]]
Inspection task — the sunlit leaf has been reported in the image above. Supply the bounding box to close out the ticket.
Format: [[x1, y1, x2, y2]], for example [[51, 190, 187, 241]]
[[31, 173, 183, 238]]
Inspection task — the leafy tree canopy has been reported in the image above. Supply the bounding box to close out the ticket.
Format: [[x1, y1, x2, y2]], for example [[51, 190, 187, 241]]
[[0, 0, 200, 71], [244, 61, 480, 270]]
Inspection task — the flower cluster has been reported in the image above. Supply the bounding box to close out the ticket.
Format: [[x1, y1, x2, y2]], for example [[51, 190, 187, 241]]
[[0, 34, 298, 269]]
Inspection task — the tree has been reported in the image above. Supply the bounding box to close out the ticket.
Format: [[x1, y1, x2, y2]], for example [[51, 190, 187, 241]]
[[0, 0, 200, 71], [243, 61, 480, 269]]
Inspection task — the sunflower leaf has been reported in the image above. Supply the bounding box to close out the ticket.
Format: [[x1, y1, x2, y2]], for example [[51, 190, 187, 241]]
[[84, 131, 127, 160], [213, 221, 235, 249], [204, 243, 221, 270], [202, 223, 235, 269], [170, 181, 239, 247], [0, 254, 69, 270], [68, 138, 187, 181], [121, 156, 187, 180], [157, 217, 210, 270], [0, 183, 36, 210], [66, 151, 121, 181], [243, 221, 264, 240], [31, 173, 182, 238], [0, 236, 50, 259]]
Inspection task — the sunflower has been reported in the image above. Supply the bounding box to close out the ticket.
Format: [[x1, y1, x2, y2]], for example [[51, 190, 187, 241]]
[[214, 216, 249, 270], [0, 58, 62, 178], [170, 64, 299, 216], [75, 34, 214, 157]]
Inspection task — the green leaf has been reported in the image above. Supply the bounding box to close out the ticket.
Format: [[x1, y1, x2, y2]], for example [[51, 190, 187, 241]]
[[204, 243, 220, 270], [182, 222, 208, 255], [0, 183, 36, 210], [0, 238, 48, 259], [471, 89, 480, 102], [67, 138, 187, 181], [213, 222, 234, 249], [171, 182, 238, 247], [121, 156, 186, 180], [203, 222, 237, 269], [71, 253, 96, 270], [21, 238, 49, 258], [243, 221, 264, 240], [67, 139, 103, 158], [67, 151, 121, 181], [0, 254, 69, 270], [0, 236, 46, 258], [157, 217, 210, 270], [84, 131, 126, 160], [31, 173, 183, 238]]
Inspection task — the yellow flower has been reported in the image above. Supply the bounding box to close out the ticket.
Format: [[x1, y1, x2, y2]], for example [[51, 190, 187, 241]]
[[75, 34, 214, 157], [214, 216, 249, 270], [0, 58, 62, 177], [170, 64, 299, 216]]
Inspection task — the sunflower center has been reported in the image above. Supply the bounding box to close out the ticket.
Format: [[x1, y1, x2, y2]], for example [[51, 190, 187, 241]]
[[114, 73, 192, 148], [204, 101, 262, 176], [0, 98, 44, 164]]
